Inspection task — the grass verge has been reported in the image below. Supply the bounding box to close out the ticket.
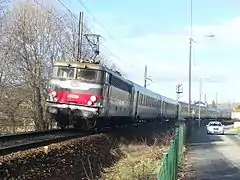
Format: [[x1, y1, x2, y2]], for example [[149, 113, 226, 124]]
[[228, 127, 240, 135], [102, 133, 171, 180]]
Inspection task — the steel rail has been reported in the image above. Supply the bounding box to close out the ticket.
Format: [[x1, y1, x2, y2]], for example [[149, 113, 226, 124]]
[[0, 129, 94, 156]]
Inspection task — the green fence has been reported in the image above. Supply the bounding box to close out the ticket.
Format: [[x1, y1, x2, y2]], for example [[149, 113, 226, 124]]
[[157, 123, 186, 180]]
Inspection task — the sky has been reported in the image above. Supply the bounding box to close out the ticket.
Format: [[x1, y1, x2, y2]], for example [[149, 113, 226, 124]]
[[53, 0, 240, 104]]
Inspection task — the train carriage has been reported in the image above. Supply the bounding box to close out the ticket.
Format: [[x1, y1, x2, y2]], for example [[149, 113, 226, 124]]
[[161, 96, 179, 121], [200, 106, 207, 119], [178, 101, 188, 119], [221, 109, 231, 119], [106, 71, 133, 122], [131, 83, 162, 122]]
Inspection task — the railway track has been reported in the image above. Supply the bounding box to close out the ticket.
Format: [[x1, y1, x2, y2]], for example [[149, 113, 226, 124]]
[[0, 129, 95, 156], [0, 121, 173, 156]]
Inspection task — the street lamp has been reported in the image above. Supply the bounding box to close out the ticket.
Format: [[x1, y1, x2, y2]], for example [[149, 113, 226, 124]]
[[188, 0, 216, 120], [188, 0, 193, 119], [198, 78, 202, 120]]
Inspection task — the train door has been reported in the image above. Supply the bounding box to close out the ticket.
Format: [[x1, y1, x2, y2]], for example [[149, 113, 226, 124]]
[[129, 87, 135, 119], [160, 101, 163, 118], [103, 72, 111, 118], [158, 99, 162, 121], [134, 91, 140, 120], [161, 101, 166, 119]]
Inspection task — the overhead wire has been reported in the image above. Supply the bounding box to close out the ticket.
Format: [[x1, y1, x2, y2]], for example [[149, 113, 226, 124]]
[[33, 0, 67, 26], [75, 0, 139, 70], [76, 0, 118, 43], [34, 0, 140, 72], [56, 0, 92, 34]]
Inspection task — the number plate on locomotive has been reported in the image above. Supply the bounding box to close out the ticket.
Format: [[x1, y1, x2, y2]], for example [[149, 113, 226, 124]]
[[67, 94, 79, 99]]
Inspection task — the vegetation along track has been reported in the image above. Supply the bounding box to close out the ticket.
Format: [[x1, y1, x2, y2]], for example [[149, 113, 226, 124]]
[[0, 129, 95, 156]]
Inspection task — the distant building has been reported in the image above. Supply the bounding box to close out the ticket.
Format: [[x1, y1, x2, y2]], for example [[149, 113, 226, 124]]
[[231, 104, 240, 119]]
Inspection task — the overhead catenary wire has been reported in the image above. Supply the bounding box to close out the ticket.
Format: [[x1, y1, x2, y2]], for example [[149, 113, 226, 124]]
[[58, 0, 141, 71], [56, 0, 92, 34], [34, 0, 141, 74], [33, 0, 67, 26], [76, 0, 118, 43], [33, 1, 111, 58], [74, 0, 141, 67]]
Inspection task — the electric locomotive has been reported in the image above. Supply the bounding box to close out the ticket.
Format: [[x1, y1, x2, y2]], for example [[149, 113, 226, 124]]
[[46, 60, 135, 129]]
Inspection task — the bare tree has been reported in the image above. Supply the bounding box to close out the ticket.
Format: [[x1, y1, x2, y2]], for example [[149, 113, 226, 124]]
[[0, 1, 121, 131], [1, 2, 69, 129]]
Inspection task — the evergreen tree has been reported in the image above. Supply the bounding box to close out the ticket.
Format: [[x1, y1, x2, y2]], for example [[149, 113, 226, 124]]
[[211, 100, 217, 108]]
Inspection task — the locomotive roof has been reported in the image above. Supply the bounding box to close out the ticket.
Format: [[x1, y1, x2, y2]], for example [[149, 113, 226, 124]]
[[53, 60, 103, 70], [53, 61, 124, 76]]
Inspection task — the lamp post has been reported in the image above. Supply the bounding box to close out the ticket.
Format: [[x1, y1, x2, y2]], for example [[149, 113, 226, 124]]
[[198, 78, 202, 119], [188, 0, 193, 120], [188, 0, 215, 121], [198, 78, 202, 128]]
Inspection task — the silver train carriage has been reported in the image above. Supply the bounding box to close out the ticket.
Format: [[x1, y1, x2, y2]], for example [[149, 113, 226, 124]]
[[178, 101, 231, 120]]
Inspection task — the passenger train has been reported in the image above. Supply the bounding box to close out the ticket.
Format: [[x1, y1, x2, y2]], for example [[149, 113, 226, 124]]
[[46, 61, 231, 129]]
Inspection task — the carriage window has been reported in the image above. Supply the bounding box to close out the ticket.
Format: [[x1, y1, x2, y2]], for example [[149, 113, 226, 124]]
[[76, 69, 97, 81], [110, 75, 132, 93], [53, 66, 75, 78]]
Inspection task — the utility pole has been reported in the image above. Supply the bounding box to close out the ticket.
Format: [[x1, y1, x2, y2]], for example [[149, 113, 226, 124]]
[[204, 93, 207, 106], [188, 0, 193, 119], [215, 92, 218, 108], [144, 65, 147, 88], [77, 11, 84, 61], [198, 78, 202, 128], [198, 78, 202, 119], [144, 65, 152, 88], [176, 84, 183, 120]]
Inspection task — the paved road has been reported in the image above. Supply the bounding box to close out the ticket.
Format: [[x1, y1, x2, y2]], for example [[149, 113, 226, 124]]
[[187, 126, 240, 180]]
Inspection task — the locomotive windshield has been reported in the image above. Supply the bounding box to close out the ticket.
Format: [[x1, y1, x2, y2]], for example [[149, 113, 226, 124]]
[[52, 66, 103, 83], [76, 68, 97, 81], [53, 66, 75, 78]]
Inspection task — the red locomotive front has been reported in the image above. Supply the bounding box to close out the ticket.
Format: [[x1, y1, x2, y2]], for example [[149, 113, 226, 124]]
[[46, 61, 106, 129]]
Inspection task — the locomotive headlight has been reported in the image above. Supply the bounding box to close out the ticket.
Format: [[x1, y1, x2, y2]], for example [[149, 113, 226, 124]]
[[90, 95, 97, 102], [51, 91, 57, 97], [87, 101, 92, 106]]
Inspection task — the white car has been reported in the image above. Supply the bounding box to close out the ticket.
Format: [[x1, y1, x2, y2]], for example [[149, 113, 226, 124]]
[[206, 121, 224, 135]]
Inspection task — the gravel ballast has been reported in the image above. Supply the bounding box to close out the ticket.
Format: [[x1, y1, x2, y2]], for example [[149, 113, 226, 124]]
[[0, 133, 119, 179]]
